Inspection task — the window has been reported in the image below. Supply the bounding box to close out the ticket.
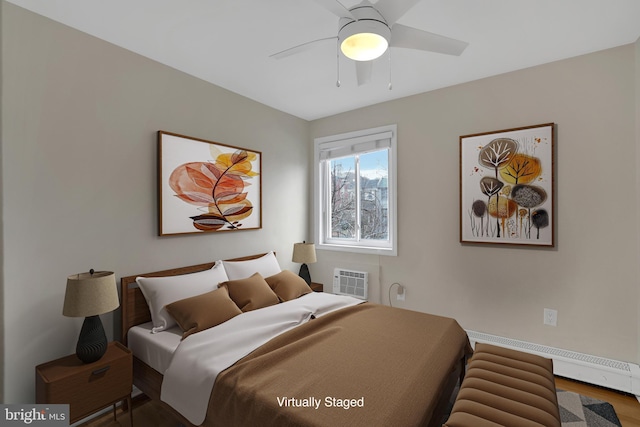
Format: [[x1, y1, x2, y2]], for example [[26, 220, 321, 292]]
[[314, 125, 397, 256]]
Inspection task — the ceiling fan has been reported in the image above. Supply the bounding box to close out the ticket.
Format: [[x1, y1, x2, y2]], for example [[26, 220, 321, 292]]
[[270, 0, 469, 86]]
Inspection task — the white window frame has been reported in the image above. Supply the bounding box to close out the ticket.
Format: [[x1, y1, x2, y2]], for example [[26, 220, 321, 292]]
[[314, 124, 397, 256]]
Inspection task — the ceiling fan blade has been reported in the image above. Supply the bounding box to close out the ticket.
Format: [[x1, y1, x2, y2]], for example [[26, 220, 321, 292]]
[[374, 0, 421, 25], [270, 37, 336, 60], [390, 24, 468, 56], [356, 61, 373, 86], [310, 0, 354, 18]]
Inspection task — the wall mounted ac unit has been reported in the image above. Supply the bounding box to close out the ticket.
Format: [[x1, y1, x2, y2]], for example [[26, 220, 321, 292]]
[[333, 268, 368, 300]]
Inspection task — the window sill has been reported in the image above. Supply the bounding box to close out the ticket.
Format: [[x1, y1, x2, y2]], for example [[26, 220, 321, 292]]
[[317, 243, 397, 256]]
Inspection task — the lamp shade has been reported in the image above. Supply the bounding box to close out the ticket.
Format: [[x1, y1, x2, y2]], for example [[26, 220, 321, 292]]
[[292, 242, 317, 264], [63, 271, 119, 317]]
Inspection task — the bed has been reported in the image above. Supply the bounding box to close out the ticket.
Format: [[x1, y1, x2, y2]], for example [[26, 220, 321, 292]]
[[120, 253, 472, 427]]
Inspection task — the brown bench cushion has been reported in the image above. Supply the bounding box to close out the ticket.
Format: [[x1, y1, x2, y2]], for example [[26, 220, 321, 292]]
[[444, 343, 561, 427]]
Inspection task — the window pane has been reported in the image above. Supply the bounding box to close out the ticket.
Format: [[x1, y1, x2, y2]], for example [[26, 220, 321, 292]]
[[329, 157, 356, 239], [359, 150, 389, 241]]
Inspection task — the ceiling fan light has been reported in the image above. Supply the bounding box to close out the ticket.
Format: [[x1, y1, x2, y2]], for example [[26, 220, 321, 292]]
[[341, 32, 389, 61], [339, 18, 391, 61]]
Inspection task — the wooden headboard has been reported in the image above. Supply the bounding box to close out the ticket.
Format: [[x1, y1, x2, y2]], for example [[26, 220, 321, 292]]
[[120, 253, 269, 345]]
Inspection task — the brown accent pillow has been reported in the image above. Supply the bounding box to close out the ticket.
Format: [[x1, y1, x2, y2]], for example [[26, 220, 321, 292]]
[[221, 273, 280, 312], [165, 286, 242, 340], [265, 270, 312, 301]]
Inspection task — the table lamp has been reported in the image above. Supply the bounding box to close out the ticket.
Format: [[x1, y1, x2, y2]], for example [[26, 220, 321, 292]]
[[63, 269, 119, 363], [292, 242, 316, 285]]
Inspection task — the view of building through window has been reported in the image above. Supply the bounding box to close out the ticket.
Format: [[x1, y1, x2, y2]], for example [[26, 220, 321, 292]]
[[329, 149, 389, 242]]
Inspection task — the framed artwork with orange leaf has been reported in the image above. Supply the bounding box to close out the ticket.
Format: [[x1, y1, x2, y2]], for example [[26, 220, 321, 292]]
[[460, 123, 555, 247], [158, 131, 262, 236]]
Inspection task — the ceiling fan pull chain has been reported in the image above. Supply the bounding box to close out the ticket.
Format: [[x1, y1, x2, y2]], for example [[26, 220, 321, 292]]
[[336, 39, 341, 87], [388, 48, 393, 90]]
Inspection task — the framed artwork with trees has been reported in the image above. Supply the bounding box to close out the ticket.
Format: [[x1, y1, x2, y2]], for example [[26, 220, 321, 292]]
[[460, 123, 555, 246]]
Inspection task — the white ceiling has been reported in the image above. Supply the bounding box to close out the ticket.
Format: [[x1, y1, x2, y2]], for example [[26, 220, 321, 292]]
[[7, 0, 640, 120]]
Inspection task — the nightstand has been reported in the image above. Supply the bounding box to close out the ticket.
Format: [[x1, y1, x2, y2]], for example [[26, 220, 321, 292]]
[[36, 341, 133, 425], [310, 282, 323, 292]]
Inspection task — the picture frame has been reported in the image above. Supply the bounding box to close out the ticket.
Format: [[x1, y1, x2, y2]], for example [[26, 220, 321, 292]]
[[460, 123, 555, 247], [158, 131, 262, 236]]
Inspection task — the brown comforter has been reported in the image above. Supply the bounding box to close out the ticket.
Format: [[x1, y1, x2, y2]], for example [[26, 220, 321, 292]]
[[203, 303, 472, 427]]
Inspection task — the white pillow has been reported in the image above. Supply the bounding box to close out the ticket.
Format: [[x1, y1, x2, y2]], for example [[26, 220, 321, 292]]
[[222, 251, 281, 280], [136, 262, 229, 333]]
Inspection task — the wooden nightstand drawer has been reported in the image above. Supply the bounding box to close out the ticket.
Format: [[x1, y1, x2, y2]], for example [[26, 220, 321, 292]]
[[36, 342, 132, 423]]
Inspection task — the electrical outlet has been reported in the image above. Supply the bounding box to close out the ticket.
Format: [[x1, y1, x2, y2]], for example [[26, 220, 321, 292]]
[[396, 285, 405, 301], [544, 308, 557, 326]]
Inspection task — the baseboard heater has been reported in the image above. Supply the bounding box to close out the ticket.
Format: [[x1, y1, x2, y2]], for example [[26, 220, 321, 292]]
[[466, 330, 640, 397]]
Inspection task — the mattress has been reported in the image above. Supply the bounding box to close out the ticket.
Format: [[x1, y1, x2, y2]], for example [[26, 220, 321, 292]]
[[127, 321, 182, 374]]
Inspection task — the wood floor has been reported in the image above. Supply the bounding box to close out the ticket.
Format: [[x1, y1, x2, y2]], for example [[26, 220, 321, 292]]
[[80, 377, 640, 427]]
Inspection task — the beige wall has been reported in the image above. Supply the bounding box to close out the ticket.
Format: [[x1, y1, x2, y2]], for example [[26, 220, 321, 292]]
[[1, 2, 309, 403], [310, 43, 639, 364]]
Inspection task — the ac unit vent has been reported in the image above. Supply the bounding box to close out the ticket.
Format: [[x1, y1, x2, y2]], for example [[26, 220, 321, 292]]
[[333, 269, 368, 300]]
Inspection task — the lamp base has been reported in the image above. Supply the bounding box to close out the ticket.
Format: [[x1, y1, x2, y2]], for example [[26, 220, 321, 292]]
[[76, 315, 108, 364], [298, 263, 312, 286]]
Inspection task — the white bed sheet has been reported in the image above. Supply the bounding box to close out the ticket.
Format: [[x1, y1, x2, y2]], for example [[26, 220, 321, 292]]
[[127, 321, 182, 374]]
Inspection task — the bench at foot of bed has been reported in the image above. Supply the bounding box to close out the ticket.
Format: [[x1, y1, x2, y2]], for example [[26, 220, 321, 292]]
[[444, 342, 561, 427]]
